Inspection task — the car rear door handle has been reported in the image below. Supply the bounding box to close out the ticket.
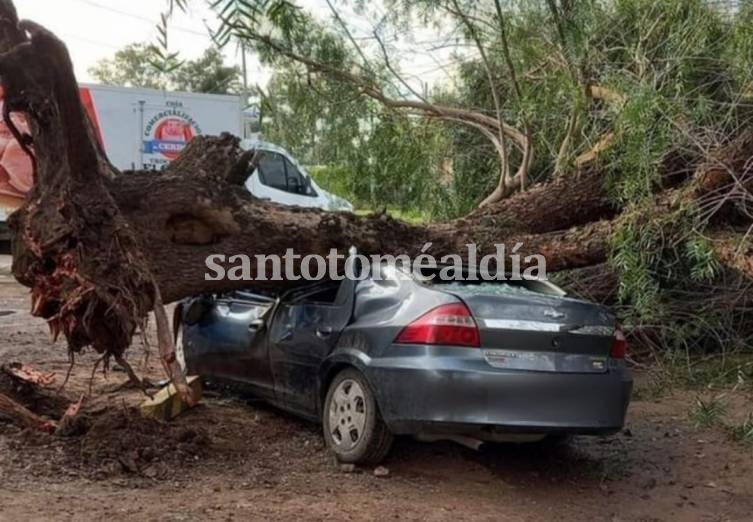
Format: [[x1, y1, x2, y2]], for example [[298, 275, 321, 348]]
[[316, 326, 333, 339]]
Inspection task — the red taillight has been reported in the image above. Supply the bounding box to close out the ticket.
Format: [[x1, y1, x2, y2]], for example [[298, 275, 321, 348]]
[[395, 303, 480, 348], [611, 325, 627, 359]]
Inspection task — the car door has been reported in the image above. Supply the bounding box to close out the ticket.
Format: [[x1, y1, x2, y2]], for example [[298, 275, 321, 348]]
[[268, 280, 354, 419], [201, 291, 274, 394]]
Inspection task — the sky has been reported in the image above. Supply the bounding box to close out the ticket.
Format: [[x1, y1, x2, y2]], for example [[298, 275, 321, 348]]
[[14, 0, 465, 92], [15, 0, 261, 83]]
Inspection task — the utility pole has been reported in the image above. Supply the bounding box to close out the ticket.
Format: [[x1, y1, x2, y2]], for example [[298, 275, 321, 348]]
[[240, 43, 251, 139], [241, 43, 249, 107], [138, 100, 146, 170]]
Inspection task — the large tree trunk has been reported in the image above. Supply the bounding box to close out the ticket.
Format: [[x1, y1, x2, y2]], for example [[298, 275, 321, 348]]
[[109, 149, 615, 303], [0, 0, 750, 397]]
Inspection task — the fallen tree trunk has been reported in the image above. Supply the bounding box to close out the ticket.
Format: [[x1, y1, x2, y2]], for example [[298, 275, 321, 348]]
[[465, 165, 617, 234], [0, 3, 614, 387], [1, 15, 613, 383], [107, 157, 615, 302]]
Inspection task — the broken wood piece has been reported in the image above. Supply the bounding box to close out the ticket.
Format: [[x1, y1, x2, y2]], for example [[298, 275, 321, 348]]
[[2, 362, 55, 386], [0, 391, 55, 432], [55, 394, 84, 436], [139, 375, 202, 421]]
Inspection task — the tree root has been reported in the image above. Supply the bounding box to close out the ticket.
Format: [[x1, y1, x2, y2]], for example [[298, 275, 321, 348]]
[[0, 392, 55, 432], [112, 355, 154, 398], [152, 284, 193, 406]]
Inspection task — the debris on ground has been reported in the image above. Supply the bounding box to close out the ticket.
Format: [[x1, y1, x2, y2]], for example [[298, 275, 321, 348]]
[[80, 408, 211, 478], [2, 362, 55, 386], [139, 375, 202, 421], [55, 394, 86, 436], [0, 361, 67, 432], [0, 391, 56, 432]]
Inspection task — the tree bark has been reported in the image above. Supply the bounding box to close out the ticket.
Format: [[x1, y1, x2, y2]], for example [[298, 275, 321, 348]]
[[109, 148, 615, 303]]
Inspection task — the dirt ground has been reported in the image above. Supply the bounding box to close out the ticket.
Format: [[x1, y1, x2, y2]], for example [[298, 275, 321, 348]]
[[1, 271, 753, 522]]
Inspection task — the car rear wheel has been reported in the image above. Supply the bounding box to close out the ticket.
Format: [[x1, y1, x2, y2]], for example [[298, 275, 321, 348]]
[[323, 368, 393, 465]]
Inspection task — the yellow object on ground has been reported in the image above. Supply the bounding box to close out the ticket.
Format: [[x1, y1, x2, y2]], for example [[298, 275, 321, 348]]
[[139, 376, 202, 421]]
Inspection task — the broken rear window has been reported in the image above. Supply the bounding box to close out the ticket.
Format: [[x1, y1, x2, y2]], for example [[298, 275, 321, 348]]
[[414, 266, 566, 297]]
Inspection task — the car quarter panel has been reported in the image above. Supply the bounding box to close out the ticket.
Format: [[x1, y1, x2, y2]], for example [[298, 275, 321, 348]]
[[331, 276, 631, 435], [346, 276, 460, 357], [365, 344, 632, 434], [317, 276, 459, 413]]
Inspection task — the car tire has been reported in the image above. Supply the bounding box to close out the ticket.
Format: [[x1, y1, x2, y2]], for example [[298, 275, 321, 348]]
[[322, 368, 393, 465]]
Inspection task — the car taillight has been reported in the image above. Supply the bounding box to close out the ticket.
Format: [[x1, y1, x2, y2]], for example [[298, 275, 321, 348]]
[[395, 303, 480, 348], [611, 325, 626, 359]]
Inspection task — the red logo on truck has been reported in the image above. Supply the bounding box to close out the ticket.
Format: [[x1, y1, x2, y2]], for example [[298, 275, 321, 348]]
[[143, 109, 201, 161], [151, 117, 195, 160]]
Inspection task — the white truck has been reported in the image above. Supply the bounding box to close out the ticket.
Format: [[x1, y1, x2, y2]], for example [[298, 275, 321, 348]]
[[79, 83, 246, 171], [0, 84, 352, 246]]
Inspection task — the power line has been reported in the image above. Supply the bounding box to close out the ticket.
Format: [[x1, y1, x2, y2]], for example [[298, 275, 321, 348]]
[[72, 0, 212, 39], [61, 32, 121, 50]]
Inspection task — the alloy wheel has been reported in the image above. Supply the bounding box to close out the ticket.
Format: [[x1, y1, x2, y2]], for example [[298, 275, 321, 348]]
[[328, 379, 367, 451]]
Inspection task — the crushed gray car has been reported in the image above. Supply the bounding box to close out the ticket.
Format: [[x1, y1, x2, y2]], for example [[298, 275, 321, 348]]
[[174, 263, 632, 465]]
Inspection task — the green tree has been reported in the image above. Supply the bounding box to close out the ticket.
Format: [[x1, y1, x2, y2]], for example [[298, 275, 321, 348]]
[[259, 62, 450, 214], [172, 48, 242, 94], [89, 42, 166, 89], [89, 43, 241, 94]]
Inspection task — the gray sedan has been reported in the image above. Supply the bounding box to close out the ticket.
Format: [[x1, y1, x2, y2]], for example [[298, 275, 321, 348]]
[[174, 263, 632, 465]]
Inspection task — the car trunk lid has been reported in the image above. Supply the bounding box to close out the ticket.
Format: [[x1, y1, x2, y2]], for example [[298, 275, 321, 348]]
[[431, 280, 615, 373]]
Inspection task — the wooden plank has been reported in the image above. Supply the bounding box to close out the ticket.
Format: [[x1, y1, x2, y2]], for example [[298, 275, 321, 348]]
[[139, 376, 202, 421]]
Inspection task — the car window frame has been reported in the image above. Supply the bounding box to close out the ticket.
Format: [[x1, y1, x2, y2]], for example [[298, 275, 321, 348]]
[[255, 150, 318, 198], [256, 150, 288, 192], [283, 157, 318, 198], [288, 282, 343, 307]]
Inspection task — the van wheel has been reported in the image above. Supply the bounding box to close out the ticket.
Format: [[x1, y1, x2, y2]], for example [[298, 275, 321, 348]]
[[323, 368, 393, 465]]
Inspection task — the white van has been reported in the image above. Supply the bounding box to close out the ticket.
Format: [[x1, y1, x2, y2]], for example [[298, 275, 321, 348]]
[[241, 139, 353, 212]]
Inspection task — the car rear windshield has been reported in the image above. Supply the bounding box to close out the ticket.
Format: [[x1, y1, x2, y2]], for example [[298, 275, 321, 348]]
[[428, 280, 541, 296], [415, 267, 566, 297]]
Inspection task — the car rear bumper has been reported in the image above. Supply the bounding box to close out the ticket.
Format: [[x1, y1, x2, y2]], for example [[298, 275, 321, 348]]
[[365, 347, 632, 436]]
